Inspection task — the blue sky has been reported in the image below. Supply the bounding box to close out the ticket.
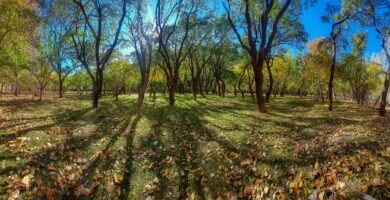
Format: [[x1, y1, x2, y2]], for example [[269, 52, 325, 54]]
[[127, 0, 383, 59], [300, 0, 381, 57]]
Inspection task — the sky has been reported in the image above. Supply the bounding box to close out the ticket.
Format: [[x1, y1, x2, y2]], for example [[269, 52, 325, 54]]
[[300, 0, 382, 58], [126, 0, 384, 61]]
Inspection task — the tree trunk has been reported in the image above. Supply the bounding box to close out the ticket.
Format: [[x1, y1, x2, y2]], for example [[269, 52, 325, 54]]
[[252, 60, 267, 112], [221, 79, 226, 98], [379, 72, 389, 116], [192, 79, 198, 100], [136, 69, 150, 117], [169, 86, 175, 106], [280, 83, 286, 97], [59, 80, 64, 98], [373, 95, 381, 109], [328, 40, 337, 111], [114, 89, 119, 101], [233, 82, 238, 97], [320, 85, 325, 103], [14, 86, 18, 96], [136, 86, 147, 117], [249, 79, 255, 99], [92, 83, 100, 108], [265, 60, 273, 103], [39, 85, 43, 101]]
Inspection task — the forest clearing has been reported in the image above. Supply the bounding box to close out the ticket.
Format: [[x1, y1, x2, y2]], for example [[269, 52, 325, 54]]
[[1, 0, 390, 199]]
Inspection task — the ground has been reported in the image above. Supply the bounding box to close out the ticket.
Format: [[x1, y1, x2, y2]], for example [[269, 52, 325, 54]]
[[0, 94, 389, 199]]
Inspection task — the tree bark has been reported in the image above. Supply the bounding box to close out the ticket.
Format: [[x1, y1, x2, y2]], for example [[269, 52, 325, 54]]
[[373, 95, 381, 109], [169, 86, 175, 106], [59, 80, 64, 98], [328, 37, 337, 111], [252, 60, 267, 112], [39, 86, 43, 101], [265, 59, 273, 103], [92, 83, 100, 108], [379, 72, 389, 116], [14, 86, 18, 96]]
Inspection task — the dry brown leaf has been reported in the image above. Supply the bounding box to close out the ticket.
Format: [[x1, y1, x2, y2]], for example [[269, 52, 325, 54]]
[[75, 184, 92, 197], [46, 188, 56, 200]]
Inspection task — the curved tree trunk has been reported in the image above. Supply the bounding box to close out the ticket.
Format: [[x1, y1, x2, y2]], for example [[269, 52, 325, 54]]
[[328, 37, 337, 111]]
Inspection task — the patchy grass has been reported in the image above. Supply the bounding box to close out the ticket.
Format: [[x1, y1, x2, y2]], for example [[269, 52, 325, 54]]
[[0, 93, 389, 199]]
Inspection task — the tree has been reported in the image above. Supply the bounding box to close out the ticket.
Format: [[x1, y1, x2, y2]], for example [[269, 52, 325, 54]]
[[224, 0, 300, 112], [352, 0, 390, 116], [155, 0, 200, 106], [41, 0, 78, 98], [29, 56, 52, 101], [271, 52, 300, 97], [0, 0, 38, 96], [105, 60, 134, 100], [0, 0, 37, 47], [71, 0, 127, 108], [303, 38, 333, 102], [126, 0, 153, 117], [65, 69, 91, 95], [340, 33, 368, 105], [265, 6, 307, 102], [322, 2, 354, 111], [187, 16, 231, 100]]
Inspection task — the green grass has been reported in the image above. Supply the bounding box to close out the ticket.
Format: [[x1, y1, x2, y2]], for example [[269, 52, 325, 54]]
[[0, 93, 389, 199]]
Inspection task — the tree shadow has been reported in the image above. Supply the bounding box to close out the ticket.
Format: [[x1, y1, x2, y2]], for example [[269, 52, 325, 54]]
[[119, 116, 141, 199], [0, 96, 136, 198]]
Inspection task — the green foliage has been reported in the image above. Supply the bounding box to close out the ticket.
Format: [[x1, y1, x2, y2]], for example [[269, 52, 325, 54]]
[[302, 38, 332, 93], [271, 52, 302, 92], [339, 33, 382, 101], [65, 70, 91, 92], [105, 61, 139, 92]]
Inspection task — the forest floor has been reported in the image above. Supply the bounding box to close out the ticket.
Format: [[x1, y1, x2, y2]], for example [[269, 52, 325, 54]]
[[0, 93, 389, 199]]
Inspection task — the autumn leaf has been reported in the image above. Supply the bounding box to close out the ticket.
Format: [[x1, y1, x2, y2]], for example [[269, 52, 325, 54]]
[[75, 185, 92, 197], [46, 188, 56, 200]]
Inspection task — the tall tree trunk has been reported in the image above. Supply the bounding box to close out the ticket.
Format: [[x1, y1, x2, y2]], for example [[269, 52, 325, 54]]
[[221, 79, 226, 98], [136, 84, 147, 117], [92, 71, 104, 108], [249, 78, 255, 99], [39, 85, 43, 101], [238, 76, 245, 98], [92, 83, 99, 108], [379, 72, 389, 116], [252, 60, 266, 112], [265, 59, 273, 103], [192, 78, 198, 100], [59, 79, 64, 98], [373, 95, 381, 109], [14, 86, 18, 96], [136, 68, 151, 117], [280, 83, 286, 97], [169, 70, 179, 106], [328, 38, 337, 111]]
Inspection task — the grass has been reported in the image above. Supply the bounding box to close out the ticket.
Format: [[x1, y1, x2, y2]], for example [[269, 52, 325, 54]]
[[0, 93, 389, 199]]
